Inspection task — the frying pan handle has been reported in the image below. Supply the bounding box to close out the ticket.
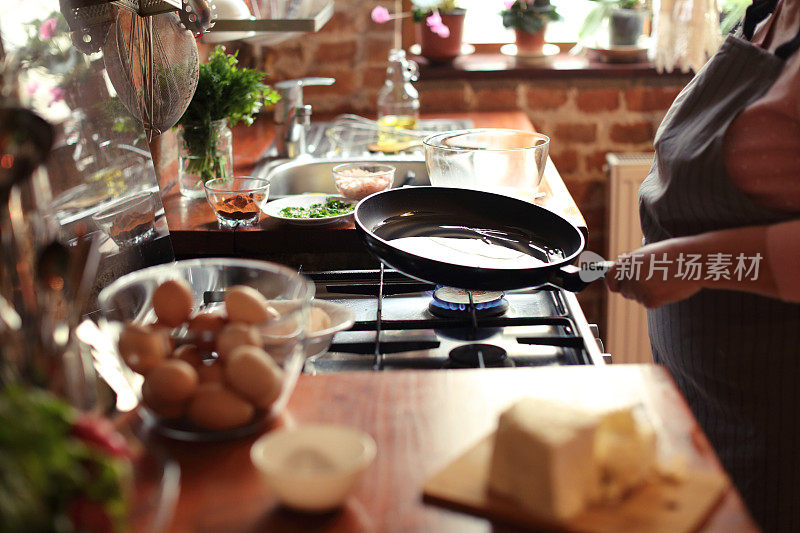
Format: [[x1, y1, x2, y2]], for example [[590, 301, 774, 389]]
[[548, 261, 615, 292]]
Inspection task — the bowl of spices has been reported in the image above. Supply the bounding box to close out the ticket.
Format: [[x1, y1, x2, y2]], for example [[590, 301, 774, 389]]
[[204, 177, 270, 229], [332, 163, 395, 201], [92, 191, 157, 247]]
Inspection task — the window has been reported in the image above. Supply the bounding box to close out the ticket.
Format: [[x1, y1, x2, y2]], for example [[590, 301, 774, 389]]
[[460, 0, 595, 45], [0, 0, 57, 50]]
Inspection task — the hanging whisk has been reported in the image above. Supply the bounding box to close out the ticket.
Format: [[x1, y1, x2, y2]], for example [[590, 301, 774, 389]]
[[103, 6, 200, 140]]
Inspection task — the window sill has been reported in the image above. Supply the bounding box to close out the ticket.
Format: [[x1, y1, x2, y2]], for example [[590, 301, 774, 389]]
[[410, 51, 694, 81]]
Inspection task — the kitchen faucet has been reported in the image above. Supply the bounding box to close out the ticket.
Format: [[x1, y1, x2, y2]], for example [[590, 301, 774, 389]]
[[273, 77, 335, 158]]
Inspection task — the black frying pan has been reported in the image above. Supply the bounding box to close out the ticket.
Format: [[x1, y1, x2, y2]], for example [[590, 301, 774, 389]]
[[355, 187, 602, 292]]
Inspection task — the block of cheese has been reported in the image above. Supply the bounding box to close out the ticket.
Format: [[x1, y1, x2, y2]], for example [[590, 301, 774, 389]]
[[595, 408, 657, 503], [487, 398, 601, 522], [487, 399, 658, 522]]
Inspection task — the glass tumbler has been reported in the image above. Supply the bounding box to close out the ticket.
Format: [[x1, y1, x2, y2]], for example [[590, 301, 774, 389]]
[[204, 177, 270, 229]]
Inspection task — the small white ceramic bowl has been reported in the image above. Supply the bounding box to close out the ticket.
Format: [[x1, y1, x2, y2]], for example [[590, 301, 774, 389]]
[[306, 300, 355, 358], [250, 424, 376, 512]]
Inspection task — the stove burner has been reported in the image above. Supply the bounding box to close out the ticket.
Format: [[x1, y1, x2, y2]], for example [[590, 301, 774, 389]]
[[445, 344, 513, 368], [428, 287, 509, 318]]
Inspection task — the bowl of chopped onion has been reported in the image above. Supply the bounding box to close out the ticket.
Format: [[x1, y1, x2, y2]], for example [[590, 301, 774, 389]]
[[332, 163, 395, 201]]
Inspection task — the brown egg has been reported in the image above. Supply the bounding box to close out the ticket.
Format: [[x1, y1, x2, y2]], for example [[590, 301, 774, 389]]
[[173, 344, 204, 367], [151, 325, 177, 351], [144, 359, 199, 404], [196, 361, 225, 383], [224, 285, 279, 324], [187, 383, 255, 431], [308, 307, 332, 333], [263, 317, 299, 337], [152, 279, 194, 327], [189, 310, 227, 332], [224, 346, 284, 409], [141, 381, 186, 419], [188, 310, 228, 351], [261, 316, 301, 364], [118, 324, 170, 375], [215, 323, 262, 361]]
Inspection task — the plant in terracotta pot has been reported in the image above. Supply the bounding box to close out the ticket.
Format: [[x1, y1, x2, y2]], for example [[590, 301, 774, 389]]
[[500, 0, 560, 55], [580, 0, 648, 47], [412, 0, 465, 63], [371, 1, 465, 63]]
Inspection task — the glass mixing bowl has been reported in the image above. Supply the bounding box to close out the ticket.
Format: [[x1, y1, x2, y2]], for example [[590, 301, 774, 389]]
[[423, 129, 550, 201], [98, 258, 314, 441]]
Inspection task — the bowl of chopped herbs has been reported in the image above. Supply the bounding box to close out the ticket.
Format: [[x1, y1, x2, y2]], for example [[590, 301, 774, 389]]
[[263, 194, 357, 226]]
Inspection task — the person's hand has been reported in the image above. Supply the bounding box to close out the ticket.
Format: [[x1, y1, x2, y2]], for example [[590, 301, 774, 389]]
[[605, 239, 703, 308]]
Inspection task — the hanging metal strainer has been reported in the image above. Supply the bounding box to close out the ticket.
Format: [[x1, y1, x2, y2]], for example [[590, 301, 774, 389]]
[[103, 7, 199, 140]]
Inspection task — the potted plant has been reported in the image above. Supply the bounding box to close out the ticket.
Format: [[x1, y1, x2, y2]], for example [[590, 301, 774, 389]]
[[501, 0, 560, 55], [580, 0, 648, 47], [371, 1, 465, 63], [175, 45, 279, 198], [413, 1, 465, 63]]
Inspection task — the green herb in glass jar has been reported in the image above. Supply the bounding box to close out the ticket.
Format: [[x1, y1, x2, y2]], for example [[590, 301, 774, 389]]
[[175, 46, 280, 197]]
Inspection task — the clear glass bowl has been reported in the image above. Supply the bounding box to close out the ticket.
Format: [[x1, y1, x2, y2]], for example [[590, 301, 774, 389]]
[[91, 191, 157, 247], [423, 129, 550, 201], [332, 163, 396, 200], [98, 258, 314, 441], [204, 177, 270, 229]]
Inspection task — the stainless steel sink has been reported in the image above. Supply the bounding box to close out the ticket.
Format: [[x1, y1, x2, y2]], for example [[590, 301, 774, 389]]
[[252, 118, 472, 198], [256, 157, 430, 197]]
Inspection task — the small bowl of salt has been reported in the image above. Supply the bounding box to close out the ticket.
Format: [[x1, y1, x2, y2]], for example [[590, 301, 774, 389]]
[[332, 163, 396, 200], [250, 424, 377, 512]]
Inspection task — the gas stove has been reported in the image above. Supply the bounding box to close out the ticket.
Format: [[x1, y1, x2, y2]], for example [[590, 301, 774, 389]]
[[304, 268, 606, 373]]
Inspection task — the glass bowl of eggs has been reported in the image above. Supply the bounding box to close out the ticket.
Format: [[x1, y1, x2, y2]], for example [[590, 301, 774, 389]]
[[98, 258, 315, 441]]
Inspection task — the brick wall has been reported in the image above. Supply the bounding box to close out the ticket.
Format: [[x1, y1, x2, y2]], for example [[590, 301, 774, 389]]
[[231, 0, 692, 334]]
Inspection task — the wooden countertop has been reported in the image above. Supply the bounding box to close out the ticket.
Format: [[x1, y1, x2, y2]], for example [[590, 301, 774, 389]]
[[139, 366, 757, 532], [158, 111, 586, 260]]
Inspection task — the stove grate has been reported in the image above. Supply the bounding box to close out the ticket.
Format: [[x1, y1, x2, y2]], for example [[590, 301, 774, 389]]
[[306, 268, 594, 370]]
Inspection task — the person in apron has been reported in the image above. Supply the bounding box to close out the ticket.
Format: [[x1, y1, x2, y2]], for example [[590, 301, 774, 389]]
[[607, 1, 800, 529]]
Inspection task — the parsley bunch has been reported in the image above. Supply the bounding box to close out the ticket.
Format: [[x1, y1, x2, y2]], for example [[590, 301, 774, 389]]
[[177, 46, 280, 184], [0, 386, 129, 532]]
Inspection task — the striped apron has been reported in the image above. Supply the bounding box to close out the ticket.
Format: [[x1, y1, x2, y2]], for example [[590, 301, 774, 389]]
[[639, 3, 800, 530]]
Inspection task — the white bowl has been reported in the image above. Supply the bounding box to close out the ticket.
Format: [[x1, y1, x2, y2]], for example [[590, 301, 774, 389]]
[[306, 300, 355, 358], [250, 424, 376, 512], [262, 194, 357, 227]]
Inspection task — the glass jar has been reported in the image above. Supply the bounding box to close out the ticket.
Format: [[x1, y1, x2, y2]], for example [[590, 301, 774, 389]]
[[377, 49, 420, 133], [178, 119, 233, 198]]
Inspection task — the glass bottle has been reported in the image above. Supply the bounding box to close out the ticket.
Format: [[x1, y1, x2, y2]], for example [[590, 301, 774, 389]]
[[377, 49, 420, 133]]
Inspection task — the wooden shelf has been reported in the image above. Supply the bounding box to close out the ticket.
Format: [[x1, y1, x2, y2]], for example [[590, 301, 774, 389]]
[[208, 0, 333, 33]]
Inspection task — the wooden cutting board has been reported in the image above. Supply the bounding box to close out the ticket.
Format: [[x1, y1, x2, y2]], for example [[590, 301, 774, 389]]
[[423, 434, 729, 533]]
